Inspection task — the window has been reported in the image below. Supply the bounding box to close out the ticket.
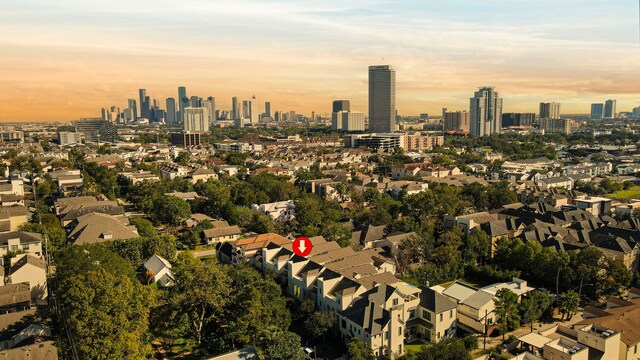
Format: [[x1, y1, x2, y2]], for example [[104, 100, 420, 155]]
[[437, 332, 440, 340], [393, 298, 399, 306], [398, 344, 402, 354], [409, 309, 415, 318], [342, 319, 346, 329], [22, 244, 29, 250], [450, 310, 453, 318], [440, 313, 443, 322], [10, 245, 18, 251], [423, 310, 431, 321]]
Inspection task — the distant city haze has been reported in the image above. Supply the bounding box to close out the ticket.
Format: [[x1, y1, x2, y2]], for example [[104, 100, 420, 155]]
[[1, 0, 639, 122]]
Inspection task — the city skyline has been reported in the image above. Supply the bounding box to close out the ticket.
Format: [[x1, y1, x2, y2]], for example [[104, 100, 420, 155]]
[[1, 0, 640, 122]]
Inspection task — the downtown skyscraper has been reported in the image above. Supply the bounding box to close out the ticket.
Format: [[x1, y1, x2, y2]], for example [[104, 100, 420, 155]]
[[232, 96, 239, 120], [469, 87, 503, 136], [139, 89, 150, 119], [368, 65, 396, 133], [604, 99, 617, 119], [166, 98, 177, 124], [178, 86, 187, 123]]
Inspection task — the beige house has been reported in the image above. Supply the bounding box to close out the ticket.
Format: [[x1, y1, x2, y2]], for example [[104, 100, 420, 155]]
[[9, 255, 47, 302], [202, 222, 242, 245], [0, 232, 43, 260], [66, 212, 139, 245], [0, 205, 29, 232]]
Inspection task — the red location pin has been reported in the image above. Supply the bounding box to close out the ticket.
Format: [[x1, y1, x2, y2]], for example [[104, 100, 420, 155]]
[[293, 236, 313, 256]]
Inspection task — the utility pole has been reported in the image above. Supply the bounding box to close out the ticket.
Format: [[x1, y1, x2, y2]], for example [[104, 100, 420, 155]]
[[483, 309, 488, 350]]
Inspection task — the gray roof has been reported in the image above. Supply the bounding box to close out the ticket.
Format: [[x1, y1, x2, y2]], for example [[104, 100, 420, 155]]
[[419, 287, 457, 313], [461, 290, 495, 310], [0, 232, 42, 245]]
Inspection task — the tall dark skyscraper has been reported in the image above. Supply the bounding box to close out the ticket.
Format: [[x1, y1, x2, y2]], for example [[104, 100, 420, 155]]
[[368, 65, 396, 132], [190, 96, 200, 107], [166, 98, 176, 124], [232, 96, 239, 120], [332, 100, 350, 113], [604, 99, 617, 119], [139, 89, 150, 119], [591, 103, 604, 119], [178, 86, 188, 123], [265, 102, 271, 118]]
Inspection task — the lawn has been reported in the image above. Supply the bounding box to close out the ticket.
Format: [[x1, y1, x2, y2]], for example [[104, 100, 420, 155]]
[[607, 186, 640, 200], [404, 342, 430, 353]]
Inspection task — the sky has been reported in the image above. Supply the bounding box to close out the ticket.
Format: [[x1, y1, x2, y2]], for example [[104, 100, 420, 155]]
[[0, 0, 639, 122]]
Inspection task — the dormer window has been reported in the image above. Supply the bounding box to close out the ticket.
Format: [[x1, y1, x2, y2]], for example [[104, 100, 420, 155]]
[[102, 233, 113, 239]]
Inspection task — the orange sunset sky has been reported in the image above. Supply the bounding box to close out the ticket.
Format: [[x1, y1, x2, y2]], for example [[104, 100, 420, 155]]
[[1, 0, 639, 122]]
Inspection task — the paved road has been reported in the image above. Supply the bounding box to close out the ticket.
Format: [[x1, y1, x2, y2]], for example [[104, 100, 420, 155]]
[[190, 249, 217, 258]]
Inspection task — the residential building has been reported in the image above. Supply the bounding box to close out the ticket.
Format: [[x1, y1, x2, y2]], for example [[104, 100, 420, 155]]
[[202, 221, 242, 245], [0, 232, 43, 259], [8, 255, 47, 302], [470, 87, 502, 136], [183, 107, 209, 133], [75, 118, 117, 143], [540, 118, 576, 134], [539, 102, 561, 119], [369, 65, 396, 132], [251, 200, 295, 222], [57, 131, 82, 146], [442, 109, 470, 133], [333, 100, 351, 113], [332, 111, 365, 131], [143, 255, 175, 286], [0, 206, 29, 232], [0, 131, 24, 144], [66, 212, 139, 245], [502, 113, 535, 128]]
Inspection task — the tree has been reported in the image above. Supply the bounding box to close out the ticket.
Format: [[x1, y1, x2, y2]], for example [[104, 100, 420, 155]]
[[129, 217, 157, 238], [347, 338, 375, 360], [520, 291, 552, 332], [404, 338, 470, 360], [555, 251, 570, 296], [494, 288, 520, 341], [257, 328, 305, 360], [169, 253, 231, 346], [151, 195, 192, 225], [55, 245, 155, 360], [558, 290, 580, 321], [320, 221, 352, 247], [304, 311, 334, 340]]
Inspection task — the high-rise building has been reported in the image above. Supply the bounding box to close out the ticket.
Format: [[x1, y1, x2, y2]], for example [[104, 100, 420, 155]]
[[251, 95, 258, 122], [139, 89, 150, 119], [591, 103, 604, 119], [75, 118, 117, 143], [265, 102, 271, 118], [101, 106, 120, 123], [232, 96, 239, 120], [501, 113, 535, 128], [332, 111, 365, 131], [166, 98, 177, 124], [541, 118, 576, 134], [274, 111, 280, 121], [469, 87, 503, 136], [58, 132, 83, 146], [333, 100, 351, 113], [127, 99, 138, 122], [178, 86, 188, 122], [242, 100, 251, 119], [442, 109, 470, 132], [169, 132, 201, 148], [368, 65, 396, 132], [206, 97, 216, 121], [604, 99, 617, 119], [539, 102, 561, 119], [183, 107, 209, 133]]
